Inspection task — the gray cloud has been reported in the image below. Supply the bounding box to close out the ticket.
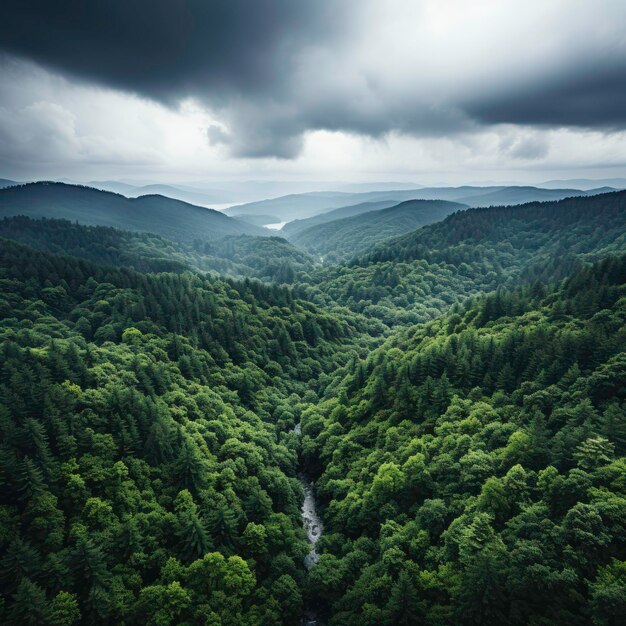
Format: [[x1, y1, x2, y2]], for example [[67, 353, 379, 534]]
[[0, 1, 339, 100], [466, 61, 626, 129], [1, 1, 626, 159]]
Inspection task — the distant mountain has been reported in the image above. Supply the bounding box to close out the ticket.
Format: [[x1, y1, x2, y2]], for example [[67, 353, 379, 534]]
[[87, 179, 139, 195], [225, 191, 360, 221], [281, 200, 399, 237], [88, 180, 231, 206], [456, 185, 588, 207], [0, 182, 268, 242], [330, 182, 423, 192], [0, 178, 18, 189], [290, 199, 466, 262], [538, 177, 626, 190], [227, 185, 597, 222]]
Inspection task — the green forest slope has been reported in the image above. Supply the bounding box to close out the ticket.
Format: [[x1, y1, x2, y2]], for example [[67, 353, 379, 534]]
[[0, 216, 315, 285], [0, 183, 267, 243], [0, 237, 374, 625], [301, 192, 626, 325], [0, 190, 623, 625], [289, 200, 465, 263], [301, 255, 626, 625]]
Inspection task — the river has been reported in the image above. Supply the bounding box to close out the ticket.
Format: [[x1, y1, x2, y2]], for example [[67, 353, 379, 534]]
[[294, 422, 324, 625], [300, 474, 323, 568]]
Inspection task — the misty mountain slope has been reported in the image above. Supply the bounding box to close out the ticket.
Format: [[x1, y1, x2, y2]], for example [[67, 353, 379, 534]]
[[539, 177, 626, 189], [303, 191, 626, 325], [88, 180, 234, 205], [367, 184, 590, 206], [291, 199, 466, 263], [227, 189, 465, 222], [225, 191, 360, 221], [457, 185, 591, 207], [0, 182, 268, 242], [281, 200, 400, 237], [0, 178, 18, 189], [225, 185, 592, 223]]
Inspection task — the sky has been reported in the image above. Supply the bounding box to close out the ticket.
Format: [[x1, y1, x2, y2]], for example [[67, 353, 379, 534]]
[[1, 0, 626, 187]]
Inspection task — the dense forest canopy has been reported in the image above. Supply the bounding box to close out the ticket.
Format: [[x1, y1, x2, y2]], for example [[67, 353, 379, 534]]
[[300, 254, 626, 625], [0, 234, 376, 625], [0, 188, 624, 625], [0, 217, 317, 285]]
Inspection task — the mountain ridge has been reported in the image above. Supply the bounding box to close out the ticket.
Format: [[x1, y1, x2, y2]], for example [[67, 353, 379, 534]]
[[0, 181, 268, 242]]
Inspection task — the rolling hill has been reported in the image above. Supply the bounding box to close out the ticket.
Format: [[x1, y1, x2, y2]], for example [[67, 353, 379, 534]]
[[281, 200, 400, 237], [235, 213, 283, 227], [290, 199, 466, 262], [458, 185, 594, 207], [0, 182, 268, 243], [225, 191, 361, 221]]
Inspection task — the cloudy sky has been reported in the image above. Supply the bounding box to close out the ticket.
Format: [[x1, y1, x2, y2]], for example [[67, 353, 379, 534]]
[[1, 0, 626, 186]]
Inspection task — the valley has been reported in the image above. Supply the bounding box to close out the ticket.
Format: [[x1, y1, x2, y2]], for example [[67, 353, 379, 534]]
[[2, 2, 626, 623], [0, 181, 624, 625]]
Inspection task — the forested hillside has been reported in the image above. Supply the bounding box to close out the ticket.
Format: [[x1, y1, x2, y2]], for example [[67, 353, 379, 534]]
[[281, 200, 399, 237], [2, 0, 626, 623], [0, 217, 314, 285], [301, 255, 626, 625], [0, 237, 375, 625], [301, 192, 626, 325], [0, 183, 267, 243], [0, 191, 624, 626], [289, 200, 465, 263], [192, 235, 315, 284]]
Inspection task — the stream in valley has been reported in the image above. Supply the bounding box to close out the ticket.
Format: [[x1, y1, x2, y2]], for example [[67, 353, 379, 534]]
[[294, 422, 324, 625], [300, 474, 323, 569]]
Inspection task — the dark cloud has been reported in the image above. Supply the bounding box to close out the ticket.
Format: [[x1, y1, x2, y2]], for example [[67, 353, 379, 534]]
[[466, 61, 626, 129], [0, 0, 338, 101], [1, 1, 626, 159]]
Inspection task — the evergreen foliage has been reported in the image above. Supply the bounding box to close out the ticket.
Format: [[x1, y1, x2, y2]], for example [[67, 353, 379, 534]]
[[0, 191, 624, 625]]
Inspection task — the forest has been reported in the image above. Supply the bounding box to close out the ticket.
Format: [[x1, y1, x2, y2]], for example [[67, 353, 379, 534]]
[[0, 191, 624, 625]]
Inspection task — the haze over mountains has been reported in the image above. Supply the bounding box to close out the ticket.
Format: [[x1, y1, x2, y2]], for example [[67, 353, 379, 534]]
[[0, 182, 268, 242], [281, 200, 401, 237], [227, 185, 614, 223], [0, 179, 621, 266]]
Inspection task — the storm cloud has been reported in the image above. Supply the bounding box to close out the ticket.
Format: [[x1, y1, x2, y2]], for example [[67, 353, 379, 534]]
[[0, 0, 625, 166], [0, 1, 341, 99]]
